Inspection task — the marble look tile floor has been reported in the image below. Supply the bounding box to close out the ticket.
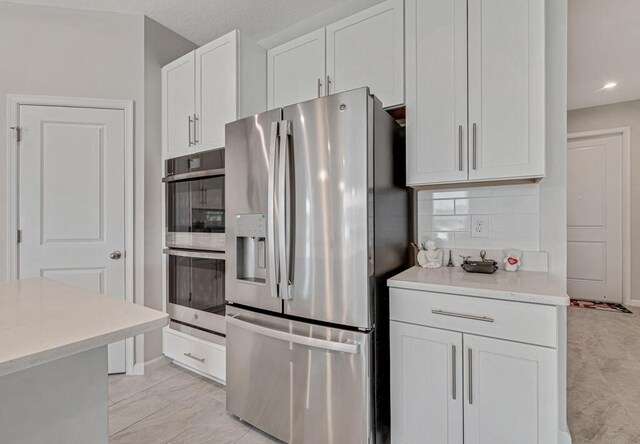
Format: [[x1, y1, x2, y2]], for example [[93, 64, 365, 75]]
[[108, 306, 640, 443]]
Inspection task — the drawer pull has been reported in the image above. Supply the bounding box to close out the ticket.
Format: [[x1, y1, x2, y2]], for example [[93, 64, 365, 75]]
[[183, 352, 205, 363], [432, 310, 494, 323]]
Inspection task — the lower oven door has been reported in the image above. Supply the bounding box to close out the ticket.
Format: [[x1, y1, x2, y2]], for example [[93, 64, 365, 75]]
[[165, 248, 226, 335], [226, 306, 372, 444]]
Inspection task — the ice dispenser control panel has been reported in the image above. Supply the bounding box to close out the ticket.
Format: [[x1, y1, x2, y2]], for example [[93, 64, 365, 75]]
[[236, 214, 267, 284], [236, 213, 266, 238]]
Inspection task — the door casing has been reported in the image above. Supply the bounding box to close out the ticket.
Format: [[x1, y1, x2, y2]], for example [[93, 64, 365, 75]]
[[6, 94, 136, 374]]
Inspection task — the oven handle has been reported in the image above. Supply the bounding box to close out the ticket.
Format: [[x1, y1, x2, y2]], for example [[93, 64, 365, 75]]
[[226, 314, 361, 354], [163, 248, 225, 260], [162, 168, 225, 183]]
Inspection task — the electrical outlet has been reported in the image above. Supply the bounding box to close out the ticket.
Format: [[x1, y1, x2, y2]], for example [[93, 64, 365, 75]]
[[471, 215, 490, 238]]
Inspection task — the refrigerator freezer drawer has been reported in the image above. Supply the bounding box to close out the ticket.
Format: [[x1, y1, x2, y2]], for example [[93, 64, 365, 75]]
[[226, 306, 373, 444]]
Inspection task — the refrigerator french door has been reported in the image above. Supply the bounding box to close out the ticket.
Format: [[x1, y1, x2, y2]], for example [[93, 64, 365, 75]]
[[225, 88, 407, 444]]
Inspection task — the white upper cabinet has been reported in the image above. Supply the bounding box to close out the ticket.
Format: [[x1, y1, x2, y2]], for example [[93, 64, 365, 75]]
[[406, 0, 468, 186], [391, 321, 463, 444], [162, 30, 266, 159], [267, 0, 404, 110], [267, 29, 326, 109], [467, 0, 545, 181], [195, 32, 238, 152], [162, 52, 196, 160], [463, 334, 557, 444], [407, 0, 546, 186], [326, 0, 404, 108]]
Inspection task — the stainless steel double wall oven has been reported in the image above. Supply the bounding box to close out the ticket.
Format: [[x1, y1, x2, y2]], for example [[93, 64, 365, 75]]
[[163, 149, 226, 336]]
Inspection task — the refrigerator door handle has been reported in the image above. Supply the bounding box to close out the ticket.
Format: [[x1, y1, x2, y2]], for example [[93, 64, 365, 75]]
[[267, 121, 280, 299], [278, 120, 293, 300], [226, 314, 361, 354]]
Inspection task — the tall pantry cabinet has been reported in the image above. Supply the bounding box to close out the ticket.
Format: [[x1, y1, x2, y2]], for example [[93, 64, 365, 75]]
[[162, 30, 266, 159]]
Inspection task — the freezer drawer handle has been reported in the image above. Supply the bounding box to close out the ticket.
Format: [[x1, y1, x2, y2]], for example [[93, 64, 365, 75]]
[[226, 315, 361, 354], [431, 310, 494, 323]]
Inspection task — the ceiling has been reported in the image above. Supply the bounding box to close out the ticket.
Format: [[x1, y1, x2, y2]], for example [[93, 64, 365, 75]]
[[569, 0, 640, 110], [5, 0, 381, 46]]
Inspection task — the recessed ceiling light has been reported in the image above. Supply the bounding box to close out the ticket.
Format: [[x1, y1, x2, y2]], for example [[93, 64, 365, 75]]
[[603, 82, 617, 89]]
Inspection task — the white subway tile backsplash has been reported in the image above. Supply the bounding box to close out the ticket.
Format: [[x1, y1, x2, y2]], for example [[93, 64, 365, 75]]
[[491, 195, 539, 214], [491, 183, 540, 197], [422, 215, 470, 232], [455, 198, 492, 215], [491, 214, 539, 234], [419, 187, 493, 200], [417, 183, 541, 253], [418, 199, 455, 215], [418, 232, 455, 248]]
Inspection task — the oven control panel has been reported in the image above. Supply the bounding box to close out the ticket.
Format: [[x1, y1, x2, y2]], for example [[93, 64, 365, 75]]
[[236, 214, 266, 238]]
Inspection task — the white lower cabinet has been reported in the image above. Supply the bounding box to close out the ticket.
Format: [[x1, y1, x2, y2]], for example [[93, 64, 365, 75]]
[[163, 327, 226, 383], [463, 334, 557, 444], [390, 291, 559, 444], [390, 322, 463, 444]]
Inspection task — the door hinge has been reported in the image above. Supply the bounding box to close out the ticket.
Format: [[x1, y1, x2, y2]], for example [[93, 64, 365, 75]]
[[16, 230, 22, 243], [10, 126, 21, 142]]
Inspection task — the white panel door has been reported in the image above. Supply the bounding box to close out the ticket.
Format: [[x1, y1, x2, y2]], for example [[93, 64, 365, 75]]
[[567, 135, 622, 302], [162, 51, 195, 159], [390, 321, 463, 444], [196, 30, 238, 151], [406, 0, 468, 186], [326, 0, 404, 108], [268, 29, 326, 109], [18, 105, 127, 374], [463, 334, 557, 444], [468, 0, 545, 181]]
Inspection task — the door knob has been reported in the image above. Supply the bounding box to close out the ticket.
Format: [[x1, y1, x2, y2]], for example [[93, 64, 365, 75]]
[[110, 251, 122, 260]]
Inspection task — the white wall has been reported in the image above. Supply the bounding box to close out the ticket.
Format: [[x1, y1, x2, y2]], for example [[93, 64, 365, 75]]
[[0, 1, 195, 366], [143, 17, 196, 361]]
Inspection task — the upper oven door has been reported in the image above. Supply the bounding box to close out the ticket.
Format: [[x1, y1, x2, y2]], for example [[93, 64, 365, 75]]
[[165, 149, 225, 251]]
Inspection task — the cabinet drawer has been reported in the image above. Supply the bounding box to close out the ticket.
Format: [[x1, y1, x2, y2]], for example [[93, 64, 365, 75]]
[[163, 328, 226, 382], [389, 288, 557, 347]]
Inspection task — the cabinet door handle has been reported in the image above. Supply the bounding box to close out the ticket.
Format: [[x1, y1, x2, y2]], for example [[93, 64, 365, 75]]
[[472, 123, 478, 170], [326, 75, 331, 95], [317, 78, 322, 98], [431, 309, 494, 323], [193, 114, 199, 145], [184, 352, 205, 363], [452, 344, 457, 400], [458, 125, 464, 171], [188, 116, 194, 147], [468, 348, 473, 404]]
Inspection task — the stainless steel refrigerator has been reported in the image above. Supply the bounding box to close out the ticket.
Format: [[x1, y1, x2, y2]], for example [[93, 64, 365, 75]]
[[224, 87, 408, 444]]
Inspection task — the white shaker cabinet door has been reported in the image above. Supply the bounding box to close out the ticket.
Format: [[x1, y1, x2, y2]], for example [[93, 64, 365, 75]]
[[463, 334, 557, 444], [267, 29, 326, 109], [162, 51, 195, 159], [326, 0, 404, 108], [467, 0, 545, 181], [196, 31, 238, 151], [406, 0, 468, 186], [390, 321, 463, 444]]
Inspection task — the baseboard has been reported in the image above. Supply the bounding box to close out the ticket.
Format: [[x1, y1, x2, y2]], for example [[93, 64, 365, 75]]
[[132, 355, 169, 376], [559, 430, 572, 444]]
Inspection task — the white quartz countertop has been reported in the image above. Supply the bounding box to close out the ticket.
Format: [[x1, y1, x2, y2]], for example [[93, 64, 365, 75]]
[[0, 278, 169, 378], [388, 266, 569, 306]]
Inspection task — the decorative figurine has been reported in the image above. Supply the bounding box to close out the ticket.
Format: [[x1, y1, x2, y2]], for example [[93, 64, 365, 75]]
[[446, 250, 455, 267], [503, 249, 523, 272], [417, 239, 443, 269]]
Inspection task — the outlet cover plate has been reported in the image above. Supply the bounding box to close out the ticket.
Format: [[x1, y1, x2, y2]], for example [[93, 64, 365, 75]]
[[471, 215, 490, 238]]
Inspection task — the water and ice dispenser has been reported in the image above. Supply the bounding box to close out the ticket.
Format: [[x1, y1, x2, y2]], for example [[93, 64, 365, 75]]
[[235, 214, 267, 284]]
